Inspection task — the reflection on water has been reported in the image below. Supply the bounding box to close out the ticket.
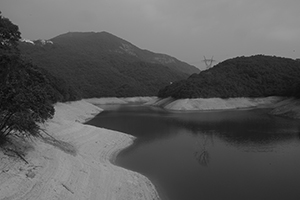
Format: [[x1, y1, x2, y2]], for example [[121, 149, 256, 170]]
[[86, 105, 300, 200], [194, 134, 213, 166]]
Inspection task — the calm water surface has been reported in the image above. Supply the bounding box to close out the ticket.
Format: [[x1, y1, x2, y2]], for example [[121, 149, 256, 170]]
[[86, 105, 300, 200]]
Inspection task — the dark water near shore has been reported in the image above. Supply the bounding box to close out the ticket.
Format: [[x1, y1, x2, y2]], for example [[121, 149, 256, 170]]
[[86, 105, 300, 200]]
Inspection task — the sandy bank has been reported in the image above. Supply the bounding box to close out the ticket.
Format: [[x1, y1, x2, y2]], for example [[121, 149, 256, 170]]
[[147, 96, 300, 119], [270, 98, 300, 119], [148, 96, 282, 111], [0, 100, 160, 200]]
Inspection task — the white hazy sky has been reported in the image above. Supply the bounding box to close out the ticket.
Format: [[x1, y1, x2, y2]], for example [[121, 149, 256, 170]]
[[1, 0, 300, 69]]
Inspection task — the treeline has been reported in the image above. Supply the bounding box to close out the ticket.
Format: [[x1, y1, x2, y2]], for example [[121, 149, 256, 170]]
[[158, 55, 300, 99], [37, 67, 80, 102]]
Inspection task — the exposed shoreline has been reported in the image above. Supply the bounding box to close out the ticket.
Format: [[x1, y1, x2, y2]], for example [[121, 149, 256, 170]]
[[0, 100, 160, 200], [86, 96, 284, 111], [146, 96, 282, 110], [151, 96, 300, 119], [1, 96, 299, 200]]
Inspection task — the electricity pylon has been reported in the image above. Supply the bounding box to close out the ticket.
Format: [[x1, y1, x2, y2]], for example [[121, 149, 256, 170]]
[[202, 56, 216, 69]]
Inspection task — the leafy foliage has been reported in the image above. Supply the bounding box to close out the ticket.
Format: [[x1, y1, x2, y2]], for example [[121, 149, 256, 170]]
[[0, 55, 55, 138], [0, 11, 21, 56], [158, 55, 300, 99], [0, 12, 58, 145]]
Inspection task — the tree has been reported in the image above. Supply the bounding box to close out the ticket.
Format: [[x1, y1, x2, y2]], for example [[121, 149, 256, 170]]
[[0, 12, 54, 144], [0, 11, 21, 56]]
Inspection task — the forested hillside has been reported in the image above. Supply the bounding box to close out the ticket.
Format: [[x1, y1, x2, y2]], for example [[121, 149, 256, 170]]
[[158, 55, 300, 99], [19, 32, 199, 98]]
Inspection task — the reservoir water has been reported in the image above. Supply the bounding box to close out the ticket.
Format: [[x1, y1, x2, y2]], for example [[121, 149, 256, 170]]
[[86, 105, 300, 200]]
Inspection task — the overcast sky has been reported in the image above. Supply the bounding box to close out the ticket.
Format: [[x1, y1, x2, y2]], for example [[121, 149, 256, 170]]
[[1, 0, 299, 69]]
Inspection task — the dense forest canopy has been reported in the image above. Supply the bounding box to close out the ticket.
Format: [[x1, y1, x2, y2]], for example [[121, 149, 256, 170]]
[[158, 55, 300, 99], [19, 32, 198, 98]]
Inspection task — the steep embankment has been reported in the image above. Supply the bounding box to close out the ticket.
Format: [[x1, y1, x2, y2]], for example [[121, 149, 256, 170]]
[[0, 100, 160, 200], [86, 96, 157, 105]]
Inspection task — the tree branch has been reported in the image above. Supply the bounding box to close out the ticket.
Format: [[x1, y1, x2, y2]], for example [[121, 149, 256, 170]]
[[0, 112, 14, 131]]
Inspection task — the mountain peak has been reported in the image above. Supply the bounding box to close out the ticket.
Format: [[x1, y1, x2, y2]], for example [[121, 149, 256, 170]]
[[19, 31, 200, 97], [49, 31, 199, 74], [52, 31, 125, 43]]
